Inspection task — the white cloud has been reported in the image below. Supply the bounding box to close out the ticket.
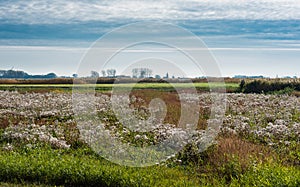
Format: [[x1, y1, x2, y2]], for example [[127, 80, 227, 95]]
[[0, 0, 300, 24]]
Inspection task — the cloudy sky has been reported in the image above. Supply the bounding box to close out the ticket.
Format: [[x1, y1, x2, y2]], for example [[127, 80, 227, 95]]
[[0, 0, 300, 77]]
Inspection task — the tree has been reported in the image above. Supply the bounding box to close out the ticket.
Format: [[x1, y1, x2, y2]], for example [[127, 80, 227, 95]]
[[101, 70, 106, 77], [140, 69, 146, 78], [91, 71, 99, 78], [72, 74, 78, 78], [239, 79, 245, 92], [45, 73, 57, 78], [106, 69, 116, 77], [132, 68, 139, 78], [131, 68, 152, 78], [155, 75, 161, 79], [0, 69, 29, 78]]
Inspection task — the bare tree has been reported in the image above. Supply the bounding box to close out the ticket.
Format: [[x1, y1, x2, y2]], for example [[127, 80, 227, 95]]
[[132, 68, 139, 78], [106, 69, 116, 77], [101, 70, 106, 77], [91, 71, 99, 78], [132, 68, 152, 78]]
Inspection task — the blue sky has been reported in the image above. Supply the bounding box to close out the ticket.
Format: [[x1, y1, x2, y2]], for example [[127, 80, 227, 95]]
[[0, 0, 300, 77]]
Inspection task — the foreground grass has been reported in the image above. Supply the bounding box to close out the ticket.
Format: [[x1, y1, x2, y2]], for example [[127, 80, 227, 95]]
[[232, 163, 300, 186], [0, 146, 201, 187], [0, 139, 299, 186]]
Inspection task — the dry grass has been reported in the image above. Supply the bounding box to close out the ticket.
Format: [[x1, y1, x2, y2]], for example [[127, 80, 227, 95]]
[[194, 135, 278, 183], [211, 136, 275, 168], [130, 90, 181, 126], [129, 89, 210, 129], [292, 91, 300, 97], [0, 114, 26, 129]]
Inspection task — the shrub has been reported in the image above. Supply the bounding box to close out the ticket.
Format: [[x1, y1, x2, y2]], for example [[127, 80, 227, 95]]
[[242, 80, 300, 94]]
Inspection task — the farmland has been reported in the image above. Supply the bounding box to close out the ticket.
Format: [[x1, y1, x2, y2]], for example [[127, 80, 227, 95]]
[[0, 81, 299, 186], [0, 82, 238, 93]]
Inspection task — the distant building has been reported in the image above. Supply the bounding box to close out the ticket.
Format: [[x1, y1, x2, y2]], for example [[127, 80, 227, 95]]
[[163, 72, 169, 79]]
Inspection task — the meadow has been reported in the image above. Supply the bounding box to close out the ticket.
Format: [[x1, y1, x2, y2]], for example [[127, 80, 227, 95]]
[[0, 81, 299, 186]]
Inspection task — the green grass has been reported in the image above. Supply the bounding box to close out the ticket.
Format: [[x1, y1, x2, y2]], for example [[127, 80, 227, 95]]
[[0, 182, 52, 187], [0, 146, 201, 187], [231, 163, 300, 187], [0, 82, 238, 92], [1, 140, 298, 186]]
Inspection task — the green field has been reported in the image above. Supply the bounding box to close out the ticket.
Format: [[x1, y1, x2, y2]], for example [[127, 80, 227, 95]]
[[0, 82, 238, 92]]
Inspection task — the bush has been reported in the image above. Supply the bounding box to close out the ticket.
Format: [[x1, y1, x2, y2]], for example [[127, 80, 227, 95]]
[[241, 80, 300, 94]]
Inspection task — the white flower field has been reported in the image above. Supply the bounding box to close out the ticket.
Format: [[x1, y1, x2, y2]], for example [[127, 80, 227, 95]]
[[0, 89, 299, 186]]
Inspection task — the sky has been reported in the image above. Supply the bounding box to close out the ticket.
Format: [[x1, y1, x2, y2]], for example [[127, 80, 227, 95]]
[[0, 0, 300, 78]]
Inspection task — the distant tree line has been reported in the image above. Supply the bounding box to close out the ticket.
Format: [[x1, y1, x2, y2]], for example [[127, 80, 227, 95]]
[[93, 68, 154, 78], [132, 68, 152, 78], [94, 68, 170, 79], [90, 69, 117, 78], [0, 70, 57, 79]]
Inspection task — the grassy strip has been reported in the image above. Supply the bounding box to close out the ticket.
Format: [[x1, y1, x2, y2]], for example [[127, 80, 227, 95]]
[[0, 182, 52, 187], [232, 163, 300, 186], [0, 147, 200, 187], [1, 146, 299, 187], [0, 83, 238, 92], [0, 82, 237, 88]]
